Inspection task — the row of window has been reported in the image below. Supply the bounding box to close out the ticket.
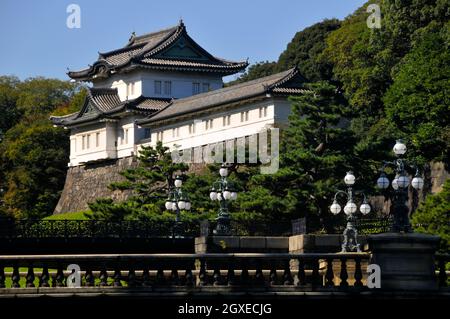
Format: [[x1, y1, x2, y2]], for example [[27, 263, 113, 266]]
[[79, 128, 131, 151], [81, 133, 100, 150], [193, 82, 210, 95], [154, 81, 210, 96], [154, 80, 172, 95], [127, 80, 212, 97], [155, 106, 269, 141]]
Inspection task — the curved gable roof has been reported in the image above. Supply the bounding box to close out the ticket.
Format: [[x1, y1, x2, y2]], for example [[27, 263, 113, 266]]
[[68, 21, 248, 81]]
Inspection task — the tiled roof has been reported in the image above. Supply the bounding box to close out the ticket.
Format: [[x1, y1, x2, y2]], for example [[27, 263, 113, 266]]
[[50, 88, 168, 126], [68, 21, 247, 81], [88, 88, 123, 112], [138, 67, 307, 125], [132, 97, 172, 111]]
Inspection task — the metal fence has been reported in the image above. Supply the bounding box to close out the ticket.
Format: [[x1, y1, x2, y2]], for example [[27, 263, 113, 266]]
[[0, 216, 397, 239], [0, 219, 200, 239]]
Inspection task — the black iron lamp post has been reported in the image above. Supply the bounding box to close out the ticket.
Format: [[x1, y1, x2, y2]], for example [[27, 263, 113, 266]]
[[164, 175, 191, 236], [209, 165, 238, 236], [375, 139, 424, 233], [330, 171, 371, 252]]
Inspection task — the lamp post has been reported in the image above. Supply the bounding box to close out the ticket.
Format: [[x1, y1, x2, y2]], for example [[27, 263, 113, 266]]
[[375, 139, 424, 233], [209, 164, 238, 236], [330, 171, 371, 252], [164, 175, 191, 236]]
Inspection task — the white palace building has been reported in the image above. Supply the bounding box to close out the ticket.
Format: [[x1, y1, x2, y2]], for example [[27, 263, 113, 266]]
[[51, 21, 308, 168]]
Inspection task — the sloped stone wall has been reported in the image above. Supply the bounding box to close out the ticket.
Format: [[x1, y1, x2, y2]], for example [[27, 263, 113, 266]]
[[53, 157, 139, 214]]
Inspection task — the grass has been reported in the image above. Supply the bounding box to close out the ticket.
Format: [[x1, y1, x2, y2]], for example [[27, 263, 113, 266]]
[[43, 211, 90, 220]]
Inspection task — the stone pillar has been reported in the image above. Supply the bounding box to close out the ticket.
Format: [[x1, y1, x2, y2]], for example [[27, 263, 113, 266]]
[[368, 233, 440, 291]]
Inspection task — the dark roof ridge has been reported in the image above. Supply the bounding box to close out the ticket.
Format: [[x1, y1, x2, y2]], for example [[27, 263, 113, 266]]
[[128, 25, 179, 46], [98, 42, 147, 58]]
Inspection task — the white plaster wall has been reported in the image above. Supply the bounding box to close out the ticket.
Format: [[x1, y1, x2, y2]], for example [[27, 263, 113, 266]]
[[140, 70, 223, 99], [116, 116, 141, 158], [69, 122, 116, 166], [144, 98, 286, 151], [94, 70, 223, 101], [94, 73, 142, 101]]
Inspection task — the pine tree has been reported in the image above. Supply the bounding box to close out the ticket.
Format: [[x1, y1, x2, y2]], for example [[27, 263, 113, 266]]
[[88, 142, 188, 220], [241, 82, 358, 231]]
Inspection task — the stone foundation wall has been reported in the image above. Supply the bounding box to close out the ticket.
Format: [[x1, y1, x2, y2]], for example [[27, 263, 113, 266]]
[[54, 158, 210, 215], [53, 157, 139, 214]]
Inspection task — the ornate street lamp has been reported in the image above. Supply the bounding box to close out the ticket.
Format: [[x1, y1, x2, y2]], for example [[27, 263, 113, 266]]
[[330, 171, 371, 252], [209, 164, 238, 235], [376, 139, 424, 232], [165, 175, 191, 235]]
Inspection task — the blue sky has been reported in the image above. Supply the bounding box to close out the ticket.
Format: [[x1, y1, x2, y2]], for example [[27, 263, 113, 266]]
[[0, 0, 367, 82]]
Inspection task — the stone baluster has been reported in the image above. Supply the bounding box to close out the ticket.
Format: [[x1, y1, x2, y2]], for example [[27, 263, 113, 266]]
[[185, 268, 194, 287], [40, 266, 50, 287], [255, 261, 264, 285], [199, 260, 208, 286], [113, 269, 122, 287], [269, 267, 278, 285], [339, 258, 348, 287], [325, 258, 334, 287], [54, 266, 65, 287], [155, 269, 164, 285], [12, 265, 20, 288], [142, 268, 151, 287], [26, 266, 35, 287], [297, 259, 306, 286], [240, 265, 249, 286], [99, 267, 108, 286], [354, 257, 363, 287], [283, 261, 293, 285], [85, 268, 95, 287], [311, 260, 320, 288], [0, 265, 5, 288], [170, 269, 179, 286], [213, 268, 222, 286], [227, 267, 235, 286], [128, 267, 136, 287]]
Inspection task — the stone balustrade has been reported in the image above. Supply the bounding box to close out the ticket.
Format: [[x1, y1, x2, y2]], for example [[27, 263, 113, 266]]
[[0, 253, 447, 297], [0, 253, 371, 291]]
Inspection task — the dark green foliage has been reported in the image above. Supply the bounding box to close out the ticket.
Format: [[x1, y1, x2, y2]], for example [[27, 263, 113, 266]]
[[384, 22, 450, 167], [0, 77, 82, 219], [16, 77, 77, 116], [412, 179, 450, 253], [0, 76, 20, 138], [277, 19, 341, 81]]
